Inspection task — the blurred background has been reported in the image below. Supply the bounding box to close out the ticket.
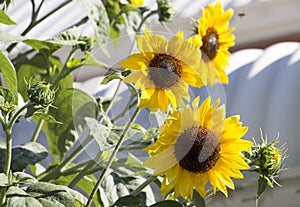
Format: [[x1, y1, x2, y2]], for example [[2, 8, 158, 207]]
[[1, 0, 300, 206]]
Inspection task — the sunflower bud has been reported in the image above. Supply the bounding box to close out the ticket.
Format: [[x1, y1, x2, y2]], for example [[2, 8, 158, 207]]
[[156, 0, 176, 22], [244, 131, 287, 198], [27, 81, 55, 107]]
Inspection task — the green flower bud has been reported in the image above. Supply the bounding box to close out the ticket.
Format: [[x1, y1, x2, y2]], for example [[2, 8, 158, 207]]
[[27, 81, 55, 107], [156, 0, 176, 22], [244, 130, 287, 198]]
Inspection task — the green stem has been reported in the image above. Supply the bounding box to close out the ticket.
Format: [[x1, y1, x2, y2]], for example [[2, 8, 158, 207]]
[[31, 118, 45, 142], [6, 0, 72, 53], [40, 79, 123, 181], [0, 102, 32, 205], [130, 176, 156, 196], [61, 160, 93, 176], [8, 102, 33, 129], [136, 10, 157, 33], [39, 135, 94, 181], [112, 98, 137, 123], [0, 126, 12, 205], [51, 47, 78, 86], [68, 153, 102, 188], [85, 107, 141, 207]]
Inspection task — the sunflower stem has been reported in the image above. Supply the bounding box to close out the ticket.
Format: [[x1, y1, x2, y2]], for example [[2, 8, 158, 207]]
[[130, 176, 157, 196], [85, 106, 141, 207], [31, 118, 44, 142], [136, 10, 157, 33]]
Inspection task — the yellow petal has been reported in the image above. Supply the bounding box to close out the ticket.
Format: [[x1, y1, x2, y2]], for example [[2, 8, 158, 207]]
[[119, 53, 148, 70]]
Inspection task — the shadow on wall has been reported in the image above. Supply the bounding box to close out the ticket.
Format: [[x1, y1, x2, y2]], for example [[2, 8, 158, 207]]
[[224, 42, 300, 168]]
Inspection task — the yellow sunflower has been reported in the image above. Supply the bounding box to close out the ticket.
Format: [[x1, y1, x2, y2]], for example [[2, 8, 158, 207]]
[[144, 96, 253, 199], [119, 30, 206, 112], [190, 1, 235, 85]]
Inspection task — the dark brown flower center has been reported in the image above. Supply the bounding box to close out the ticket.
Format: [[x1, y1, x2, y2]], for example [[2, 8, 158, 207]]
[[174, 126, 220, 173], [148, 54, 182, 89], [201, 28, 219, 61]]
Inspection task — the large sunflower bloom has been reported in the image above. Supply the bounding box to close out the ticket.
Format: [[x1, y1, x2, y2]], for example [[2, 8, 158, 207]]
[[190, 1, 235, 85], [119, 30, 206, 112], [144, 96, 253, 199]]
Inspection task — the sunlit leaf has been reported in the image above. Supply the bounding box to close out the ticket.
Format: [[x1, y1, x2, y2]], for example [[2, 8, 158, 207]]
[[0, 173, 8, 186], [6, 186, 42, 207], [26, 182, 77, 207], [12, 172, 38, 185], [0, 9, 16, 25], [73, 0, 109, 45], [0, 32, 26, 43], [0, 50, 18, 104]]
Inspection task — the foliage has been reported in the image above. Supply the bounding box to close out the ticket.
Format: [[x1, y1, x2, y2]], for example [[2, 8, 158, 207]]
[[0, 0, 287, 207]]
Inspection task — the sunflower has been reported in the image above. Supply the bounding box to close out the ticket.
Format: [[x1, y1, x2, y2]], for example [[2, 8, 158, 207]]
[[144, 96, 253, 199], [119, 30, 206, 112], [190, 1, 235, 85]]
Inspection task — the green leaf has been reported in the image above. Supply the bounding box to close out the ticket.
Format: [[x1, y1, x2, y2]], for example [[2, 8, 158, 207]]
[[85, 117, 114, 151], [6, 186, 43, 207], [24, 105, 44, 118], [0, 173, 8, 186], [0, 50, 18, 104], [101, 70, 130, 85], [150, 200, 184, 207], [73, 0, 109, 45], [0, 86, 15, 112], [188, 190, 206, 207], [63, 187, 87, 207], [26, 182, 77, 207], [12, 172, 38, 185], [84, 52, 107, 68], [112, 195, 146, 207], [42, 88, 97, 160], [24, 39, 62, 52], [0, 9, 16, 25], [257, 176, 268, 199], [0, 32, 26, 43], [33, 112, 63, 124], [0, 142, 48, 172], [124, 153, 144, 169], [52, 173, 103, 207], [49, 27, 85, 46]]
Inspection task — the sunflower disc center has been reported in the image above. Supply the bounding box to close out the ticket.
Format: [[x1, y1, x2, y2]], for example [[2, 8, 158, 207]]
[[201, 28, 219, 61], [148, 54, 182, 89], [174, 126, 220, 173]]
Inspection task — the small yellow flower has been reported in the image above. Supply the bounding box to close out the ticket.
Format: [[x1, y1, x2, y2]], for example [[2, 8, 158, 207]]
[[129, 0, 144, 7], [119, 30, 206, 113], [144, 96, 252, 199], [190, 0, 235, 85]]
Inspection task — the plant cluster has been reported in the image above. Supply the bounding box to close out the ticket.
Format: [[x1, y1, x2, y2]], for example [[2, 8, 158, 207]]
[[0, 0, 287, 207]]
